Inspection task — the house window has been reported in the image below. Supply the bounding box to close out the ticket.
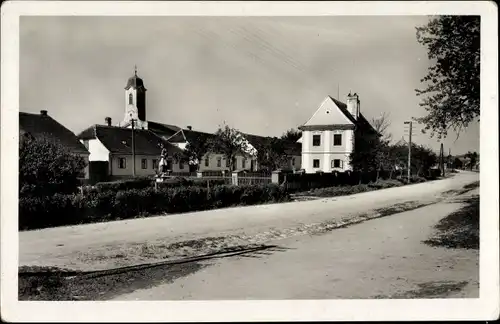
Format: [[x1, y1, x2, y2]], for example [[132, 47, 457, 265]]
[[242, 158, 246, 169], [225, 158, 230, 168], [179, 160, 184, 169], [333, 134, 342, 146], [312, 134, 321, 146], [152, 159, 158, 170], [129, 93, 133, 105], [332, 159, 342, 169], [205, 157, 209, 167], [118, 157, 126, 169], [313, 159, 320, 168], [292, 157, 296, 166], [217, 157, 222, 167], [141, 159, 147, 169]]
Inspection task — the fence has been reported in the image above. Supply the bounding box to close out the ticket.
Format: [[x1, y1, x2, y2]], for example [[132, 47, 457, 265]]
[[237, 175, 272, 186]]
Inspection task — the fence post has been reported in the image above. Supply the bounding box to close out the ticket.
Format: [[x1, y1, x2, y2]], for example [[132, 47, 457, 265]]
[[232, 171, 239, 186], [271, 170, 281, 185]]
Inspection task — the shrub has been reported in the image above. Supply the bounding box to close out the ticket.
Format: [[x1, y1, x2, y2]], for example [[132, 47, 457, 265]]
[[19, 182, 292, 230], [95, 177, 153, 192], [19, 136, 86, 197]]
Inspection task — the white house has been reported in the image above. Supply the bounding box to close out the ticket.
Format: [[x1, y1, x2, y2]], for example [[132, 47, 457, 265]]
[[298, 93, 377, 173]]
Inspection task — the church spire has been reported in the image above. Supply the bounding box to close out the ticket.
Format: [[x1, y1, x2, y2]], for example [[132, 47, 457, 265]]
[[134, 64, 137, 76]]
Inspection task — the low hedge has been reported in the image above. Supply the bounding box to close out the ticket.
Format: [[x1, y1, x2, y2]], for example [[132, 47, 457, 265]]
[[19, 183, 290, 230], [84, 177, 229, 195]]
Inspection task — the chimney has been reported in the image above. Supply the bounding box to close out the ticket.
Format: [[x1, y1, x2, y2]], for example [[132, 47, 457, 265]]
[[105, 117, 112, 126], [187, 126, 192, 131], [40, 110, 48, 116], [346, 92, 360, 119]]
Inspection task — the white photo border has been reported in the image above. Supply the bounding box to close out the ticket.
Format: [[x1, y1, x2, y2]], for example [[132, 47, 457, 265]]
[[1, 1, 498, 322]]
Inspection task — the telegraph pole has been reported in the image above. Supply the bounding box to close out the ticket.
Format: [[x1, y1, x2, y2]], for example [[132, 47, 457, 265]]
[[131, 119, 136, 177], [440, 143, 445, 177], [404, 121, 412, 182]]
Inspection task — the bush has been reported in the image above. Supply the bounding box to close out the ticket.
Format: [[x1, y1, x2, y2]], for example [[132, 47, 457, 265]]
[[19, 136, 86, 197], [95, 177, 153, 192], [19, 183, 290, 230]]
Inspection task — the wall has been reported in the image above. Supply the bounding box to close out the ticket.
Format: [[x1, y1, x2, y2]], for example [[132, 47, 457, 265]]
[[198, 153, 257, 172], [83, 139, 110, 162], [110, 154, 160, 177], [301, 129, 353, 173]]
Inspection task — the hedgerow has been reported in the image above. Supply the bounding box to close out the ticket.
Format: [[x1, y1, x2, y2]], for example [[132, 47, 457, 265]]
[[19, 183, 290, 230]]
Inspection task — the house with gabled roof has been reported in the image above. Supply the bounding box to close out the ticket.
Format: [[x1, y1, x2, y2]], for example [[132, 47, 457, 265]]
[[298, 93, 378, 173], [19, 110, 90, 179], [77, 120, 185, 179]]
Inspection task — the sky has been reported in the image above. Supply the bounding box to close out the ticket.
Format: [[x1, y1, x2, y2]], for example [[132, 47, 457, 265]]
[[20, 16, 479, 155]]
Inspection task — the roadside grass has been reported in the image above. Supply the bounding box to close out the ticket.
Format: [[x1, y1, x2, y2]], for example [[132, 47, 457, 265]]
[[374, 280, 470, 299], [18, 244, 286, 301], [292, 178, 423, 199], [423, 195, 479, 249], [442, 181, 480, 197]]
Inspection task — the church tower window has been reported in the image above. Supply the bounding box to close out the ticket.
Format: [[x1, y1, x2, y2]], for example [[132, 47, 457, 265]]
[[129, 93, 133, 105]]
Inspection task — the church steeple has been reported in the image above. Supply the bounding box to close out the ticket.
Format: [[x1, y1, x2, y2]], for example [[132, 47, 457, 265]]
[[121, 66, 148, 129]]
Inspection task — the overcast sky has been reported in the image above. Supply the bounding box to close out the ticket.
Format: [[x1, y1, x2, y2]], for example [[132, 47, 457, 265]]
[[20, 16, 479, 155]]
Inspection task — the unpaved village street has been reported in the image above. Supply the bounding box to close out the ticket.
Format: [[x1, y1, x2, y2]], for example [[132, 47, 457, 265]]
[[113, 190, 479, 300], [19, 172, 479, 300]]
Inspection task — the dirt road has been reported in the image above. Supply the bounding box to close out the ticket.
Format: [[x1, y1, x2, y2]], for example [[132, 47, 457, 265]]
[[19, 171, 479, 272], [113, 188, 479, 300]]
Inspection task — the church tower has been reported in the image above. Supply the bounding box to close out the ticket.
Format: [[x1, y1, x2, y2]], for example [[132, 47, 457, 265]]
[[121, 66, 148, 129]]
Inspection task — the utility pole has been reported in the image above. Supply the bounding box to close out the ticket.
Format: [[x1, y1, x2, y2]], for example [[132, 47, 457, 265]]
[[404, 121, 412, 182], [131, 119, 136, 177], [440, 143, 445, 177]]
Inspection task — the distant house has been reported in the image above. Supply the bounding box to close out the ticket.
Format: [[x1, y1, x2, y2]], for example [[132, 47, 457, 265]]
[[19, 110, 90, 179], [77, 120, 184, 180], [298, 93, 378, 173]]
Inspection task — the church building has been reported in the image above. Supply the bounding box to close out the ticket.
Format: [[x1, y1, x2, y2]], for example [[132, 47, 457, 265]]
[[77, 68, 302, 181]]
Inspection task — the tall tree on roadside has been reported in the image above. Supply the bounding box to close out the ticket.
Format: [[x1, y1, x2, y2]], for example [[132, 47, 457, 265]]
[[415, 15, 480, 139], [209, 124, 254, 171]]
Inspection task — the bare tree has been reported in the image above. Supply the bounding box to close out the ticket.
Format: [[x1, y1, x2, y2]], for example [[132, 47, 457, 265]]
[[371, 112, 392, 143]]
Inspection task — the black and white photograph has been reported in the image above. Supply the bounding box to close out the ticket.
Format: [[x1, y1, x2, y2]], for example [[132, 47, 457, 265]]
[[1, 1, 498, 322]]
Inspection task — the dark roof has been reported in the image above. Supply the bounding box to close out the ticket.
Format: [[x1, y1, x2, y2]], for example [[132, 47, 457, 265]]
[[323, 96, 377, 134], [77, 125, 183, 156], [242, 133, 302, 156], [147, 121, 185, 142], [124, 73, 147, 91], [299, 124, 355, 131], [148, 122, 301, 156], [182, 128, 218, 143], [19, 112, 89, 154]]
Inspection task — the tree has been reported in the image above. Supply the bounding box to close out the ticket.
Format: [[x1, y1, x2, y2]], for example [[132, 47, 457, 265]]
[[254, 137, 289, 172], [415, 16, 480, 139], [349, 128, 383, 172], [371, 112, 392, 143], [183, 131, 212, 171], [453, 157, 464, 169], [208, 124, 254, 171], [281, 128, 302, 142], [465, 151, 478, 170], [19, 135, 87, 196]]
